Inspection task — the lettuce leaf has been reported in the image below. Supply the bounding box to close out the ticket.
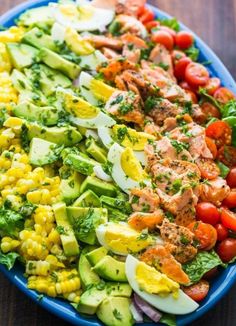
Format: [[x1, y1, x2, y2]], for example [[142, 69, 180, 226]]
[[160, 313, 176, 326], [0, 251, 19, 270], [183, 250, 225, 284], [0, 207, 25, 238], [157, 18, 180, 32]]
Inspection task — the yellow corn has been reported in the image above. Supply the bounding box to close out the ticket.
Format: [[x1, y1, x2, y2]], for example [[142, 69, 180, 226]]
[[1, 237, 20, 253], [28, 275, 57, 297], [0, 26, 25, 43], [0, 43, 12, 72], [26, 260, 50, 276]]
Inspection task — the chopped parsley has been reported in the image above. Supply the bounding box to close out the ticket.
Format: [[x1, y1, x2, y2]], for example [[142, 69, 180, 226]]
[[180, 234, 190, 245], [144, 96, 161, 113], [171, 140, 189, 154]]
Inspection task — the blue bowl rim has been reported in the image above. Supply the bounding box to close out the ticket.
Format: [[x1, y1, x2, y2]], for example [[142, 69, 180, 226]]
[[0, 1, 236, 326]]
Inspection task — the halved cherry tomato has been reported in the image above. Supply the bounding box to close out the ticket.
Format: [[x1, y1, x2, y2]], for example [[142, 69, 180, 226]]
[[185, 63, 209, 87], [185, 89, 198, 104], [200, 102, 221, 119], [175, 31, 194, 49], [159, 25, 177, 38], [188, 221, 217, 250], [214, 87, 235, 104], [222, 190, 236, 209], [221, 207, 236, 231], [196, 202, 220, 225], [226, 167, 236, 188], [174, 57, 192, 80], [196, 158, 220, 180], [183, 280, 209, 302], [203, 267, 218, 280], [205, 137, 217, 159], [139, 8, 155, 24], [205, 77, 221, 95], [216, 238, 236, 262], [215, 223, 229, 241], [217, 146, 236, 167], [151, 30, 174, 50], [172, 50, 186, 64], [205, 121, 232, 148], [145, 20, 160, 31]]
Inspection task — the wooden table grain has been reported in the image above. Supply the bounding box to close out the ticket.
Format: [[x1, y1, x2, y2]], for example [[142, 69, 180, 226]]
[[0, 1, 236, 325]]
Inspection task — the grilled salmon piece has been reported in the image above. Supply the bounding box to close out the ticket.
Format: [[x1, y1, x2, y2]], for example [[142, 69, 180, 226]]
[[86, 35, 123, 50], [149, 44, 174, 78], [200, 177, 230, 206], [130, 187, 160, 212], [99, 58, 137, 81], [128, 210, 164, 231], [140, 245, 190, 284]]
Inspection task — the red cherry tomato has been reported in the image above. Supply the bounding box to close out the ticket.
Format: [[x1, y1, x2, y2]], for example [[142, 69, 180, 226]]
[[205, 137, 218, 159], [214, 87, 235, 104], [174, 57, 192, 80], [159, 25, 177, 38], [206, 121, 232, 148], [183, 280, 209, 302], [221, 207, 236, 231], [196, 158, 220, 180], [145, 20, 160, 31], [200, 102, 221, 119], [203, 267, 218, 280], [222, 190, 236, 209], [226, 167, 236, 188], [175, 31, 194, 49], [139, 8, 155, 24], [185, 89, 198, 104], [215, 223, 229, 241], [217, 146, 236, 167], [151, 30, 174, 51], [185, 63, 210, 87], [217, 238, 236, 262], [196, 202, 220, 225], [188, 221, 217, 250], [205, 77, 221, 95]]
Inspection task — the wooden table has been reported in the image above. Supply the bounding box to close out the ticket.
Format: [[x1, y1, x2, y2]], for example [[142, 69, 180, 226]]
[[0, 1, 236, 325]]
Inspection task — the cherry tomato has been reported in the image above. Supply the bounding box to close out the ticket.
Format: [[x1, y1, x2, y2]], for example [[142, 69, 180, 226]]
[[226, 167, 236, 188], [203, 267, 218, 280], [151, 30, 174, 51], [196, 202, 220, 225], [136, 5, 146, 17], [188, 221, 217, 250], [185, 63, 209, 87], [216, 238, 236, 262], [145, 20, 160, 31], [217, 146, 236, 167], [175, 31, 194, 49], [205, 77, 221, 95], [221, 207, 236, 231], [200, 102, 221, 119], [183, 280, 209, 302], [196, 158, 220, 180], [159, 25, 177, 38], [214, 87, 235, 104], [185, 89, 198, 104], [139, 8, 155, 24], [174, 57, 192, 80], [205, 137, 218, 159], [205, 121, 232, 148], [172, 50, 186, 64], [222, 190, 236, 209], [215, 223, 229, 241]]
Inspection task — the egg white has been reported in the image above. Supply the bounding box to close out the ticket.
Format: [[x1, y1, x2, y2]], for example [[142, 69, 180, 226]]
[[79, 51, 108, 71], [125, 255, 199, 315], [79, 71, 99, 105], [51, 22, 66, 42], [70, 112, 115, 129], [93, 165, 113, 182]]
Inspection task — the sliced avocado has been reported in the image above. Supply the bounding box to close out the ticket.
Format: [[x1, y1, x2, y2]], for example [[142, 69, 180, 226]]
[[86, 247, 108, 266], [100, 195, 132, 214], [27, 122, 82, 146], [67, 207, 108, 245], [63, 152, 100, 176], [39, 47, 80, 79], [72, 189, 101, 207], [77, 283, 132, 315], [85, 137, 107, 163], [80, 176, 117, 197], [29, 138, 62, 166], [11, 69, 32, 91], [6, 43, 38, 70], [103, 205, 128, 222], [13, 101, 59, 126], [18, 7, 54, 27], [93, 256, 127, 282], [96, 297, 133, 326], [79, 251, 100, 289], [53, 202, 80, 257], [59, 166, 84, 204], [22, 27, 57, 51]]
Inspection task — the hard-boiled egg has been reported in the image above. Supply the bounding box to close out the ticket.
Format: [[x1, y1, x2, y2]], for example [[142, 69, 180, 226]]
[[79, 71, 116, 105], [79, 50, 107, 71], [51, 2, 114, 31], [125, 255, 199, 315], [107, 143, 150, 193], [93, 165, 112, 182], [96, 222, 154, 256], [51, 22, 66, 43]]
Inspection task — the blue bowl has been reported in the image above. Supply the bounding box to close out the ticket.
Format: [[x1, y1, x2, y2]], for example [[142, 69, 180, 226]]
[[0, 1, 236, 325]]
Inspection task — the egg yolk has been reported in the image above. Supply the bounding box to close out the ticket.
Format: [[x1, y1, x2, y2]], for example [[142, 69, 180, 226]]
[[90, 79, 115, 102], [136, 262, 179, 298], [64, 93, 99, 119], [121, 147, 146, 181]]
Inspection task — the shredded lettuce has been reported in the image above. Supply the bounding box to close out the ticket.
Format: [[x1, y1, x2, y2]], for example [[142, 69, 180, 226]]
[[0, 251, 19, 270], [158, 17, 180, 32], [183, 250, 225, 284], [0, 207, 25, 238], [222, 99, 236, 118], [160, 313, 176, 326], [185, 45, 199, 61]]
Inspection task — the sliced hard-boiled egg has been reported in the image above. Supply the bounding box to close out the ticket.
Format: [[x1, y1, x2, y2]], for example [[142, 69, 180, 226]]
[[108, 143, 150, 193], [57, 88, 115, 128], [125, 255, 199, 315], [51, 22, 66, 42], [64, 27, 95, 55], [79, 50, 107, 71], [96, 222, 154, 256], [52, 2, 114, 31], [79, 71, 116, 105], [93, 165, 112, 182]]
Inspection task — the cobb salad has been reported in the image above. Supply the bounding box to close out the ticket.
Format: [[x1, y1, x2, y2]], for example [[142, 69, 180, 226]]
[[0, 0, 236, 325]]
